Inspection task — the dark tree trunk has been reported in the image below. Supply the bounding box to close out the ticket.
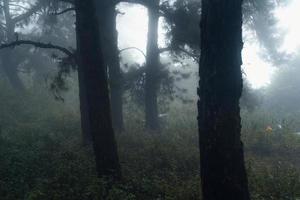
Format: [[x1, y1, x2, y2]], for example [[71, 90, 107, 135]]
[[198, 0, 250, 200], [75, 0, 121, 180], [96, 1, 124, 132], [77, 61, 92, 145], [1, 0, 24, 91], [145, 0, 160, 131]]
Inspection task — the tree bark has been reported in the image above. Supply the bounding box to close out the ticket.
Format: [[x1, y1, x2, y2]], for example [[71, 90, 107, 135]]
[[198, 0, 250, 200], [77, 60, 92, 145], [145, 0, 160, 131], [75, 0, 121, 180], [96, 1, 124, 132]]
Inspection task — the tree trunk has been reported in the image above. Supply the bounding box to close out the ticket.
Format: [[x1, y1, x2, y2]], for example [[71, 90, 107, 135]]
[[1, 0, 24, 91], [145, 0, 160, 131], [198, 0, 250, 200], [77, 60, 92, 145], [96, 1, 124, 132], [75, 0, 121, 180]]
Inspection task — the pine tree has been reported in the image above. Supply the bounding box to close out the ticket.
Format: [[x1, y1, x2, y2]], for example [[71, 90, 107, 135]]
[[198, 0, 250, 199], [75, 0, 121, 180]]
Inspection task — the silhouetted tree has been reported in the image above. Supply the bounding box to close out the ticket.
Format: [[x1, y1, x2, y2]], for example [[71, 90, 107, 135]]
[[0, 0, 42, 90], [96, 1, 124, 132], [75, 0, 121, 180], [198, 0, 250, 199], [145, 0, 160, 131], [0, 0, 122, 179]]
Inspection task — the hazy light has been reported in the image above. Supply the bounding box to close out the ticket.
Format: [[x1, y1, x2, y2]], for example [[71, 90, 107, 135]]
[[275, 0, 300, 54], [117, 2, 298, 89], [117, 3, 167, 65], [117, 3, 148, 64], [242, 36, 275, 88]]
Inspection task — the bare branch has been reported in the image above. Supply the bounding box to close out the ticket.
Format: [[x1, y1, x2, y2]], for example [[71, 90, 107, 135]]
[[117, 0, 147, 6], [8, 3, 30, 11], [158, 47, 171, 53], [52, 7, 75, 15], [0, 40, 74, 57], [117, 0, 164, 15], [11, 2, 42, 24], [120, 47, 147, 60], [159, 47, 199, 62]]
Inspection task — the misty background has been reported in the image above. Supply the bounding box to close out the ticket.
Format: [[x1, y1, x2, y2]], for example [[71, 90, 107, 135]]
[[0, 0, 300, 199]]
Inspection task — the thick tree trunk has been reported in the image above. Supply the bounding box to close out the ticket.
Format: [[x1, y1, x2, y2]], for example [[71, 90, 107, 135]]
[[75, 0, 121, 180], [145, 1, 160, 131], [198, 0, 250, 200], [77, 61, 92, 145], [1, 0, 24, 91], [96, 1, 124, 132]]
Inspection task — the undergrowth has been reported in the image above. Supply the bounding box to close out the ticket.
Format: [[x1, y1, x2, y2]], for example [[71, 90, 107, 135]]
[[0, 83, 299, 199]]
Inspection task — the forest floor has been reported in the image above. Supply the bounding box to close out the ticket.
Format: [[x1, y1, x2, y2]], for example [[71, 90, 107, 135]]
[[0, 85, 299, 200]]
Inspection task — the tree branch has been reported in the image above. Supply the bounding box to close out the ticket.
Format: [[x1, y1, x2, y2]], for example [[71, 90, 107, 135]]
[[11, 2, 42, 24], [117, 0, 147, 6], [52, 7, 75, 15], [0, 40, 74, 57], [120, 47, 146, 60], [8, 3, 30, 11], [117, 0, 165, 15], [159, 47, 199, 61]]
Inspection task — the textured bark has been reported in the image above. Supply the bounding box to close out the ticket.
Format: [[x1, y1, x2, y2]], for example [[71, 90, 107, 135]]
[[77, 60, 92, 145], [96, 1, 124, 132], [145, 0, 160, 131], [75, 0, 121, 179], [198, 0, 250, 200]]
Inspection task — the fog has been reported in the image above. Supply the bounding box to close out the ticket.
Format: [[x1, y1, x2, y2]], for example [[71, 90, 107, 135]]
[[0, 0, 299, 199]]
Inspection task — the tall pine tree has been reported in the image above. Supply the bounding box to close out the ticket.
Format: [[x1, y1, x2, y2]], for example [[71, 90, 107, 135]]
[[198, 0, 250, 199], [75, 0, 121, 180]]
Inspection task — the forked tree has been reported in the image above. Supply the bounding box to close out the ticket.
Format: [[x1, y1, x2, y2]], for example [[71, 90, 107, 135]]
[[75, 0, 121, 180]]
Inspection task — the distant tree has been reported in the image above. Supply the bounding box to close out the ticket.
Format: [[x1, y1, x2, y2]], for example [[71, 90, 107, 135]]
[[75, 0, 121, 180], [198, 0, 250, 199], [144, 0, 161, 131], [0, 0, 43, 90], [264, 57, 300, 114], [119, 0, 198, 131], [118, 0, 164, 131], [243, 0, 288, 65], [240, 80, 262, 112]]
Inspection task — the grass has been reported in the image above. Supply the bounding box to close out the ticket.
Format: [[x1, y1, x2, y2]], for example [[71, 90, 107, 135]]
[[0, 83, 300, 199]]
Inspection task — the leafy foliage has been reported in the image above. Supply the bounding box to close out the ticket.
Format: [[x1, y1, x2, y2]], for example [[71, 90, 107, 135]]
[[161, 0, 201, 57]]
